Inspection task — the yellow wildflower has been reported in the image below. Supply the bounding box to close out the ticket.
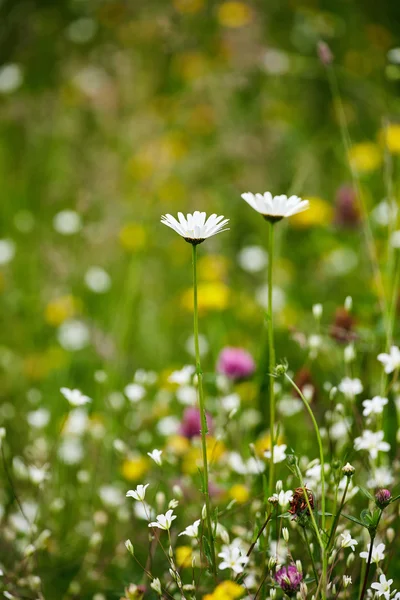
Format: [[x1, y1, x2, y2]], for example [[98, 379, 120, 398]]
[[176, 545, 193, 568], [229, 484, 250, 504], [290, 197, 333, 228], [183, 437, 226, 474], [198, 255, 229, 282], [348, 142, 381, 173], [45, 295, 79, 326], [166, 435, 190, 456], [173, 0, 204, 14], [381, 123, 400, 155], [174, 52, 209, 81], [122, 456, 149, 481], [203, 580, 245, 600], [254, 432, 284, 458], [217, 2, 252, 28], [181, 282, 230, 313]]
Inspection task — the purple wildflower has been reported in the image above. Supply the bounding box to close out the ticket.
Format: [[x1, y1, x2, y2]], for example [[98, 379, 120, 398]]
[[179, 407, 212, 439], [275, 565, 302, 595], [375, 488, 392, 509], [216, 347, 255, 380]]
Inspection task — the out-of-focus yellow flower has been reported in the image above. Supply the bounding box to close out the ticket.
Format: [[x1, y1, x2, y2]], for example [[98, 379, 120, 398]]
[[381, 124, 400, 155], [181, 282, 230, 313], [254, 432, 284, 457], [203, 581, 245, 600], [126, 153, 154, 181], [229, 484, 250, 504], [176, 545, 193, 568], [119, 223, 147, 252], [122, 456, 149, 481], [348, 142, 381, 173], [183, 437, 226, 473], [290, 197, 333, 228], [166, 435, 190, 456], [174, 52, 209, 81], [173, 0, 204, 14], [198, 255, 229, 282], [157, 177, 187, 205], [45, 295, 80, 326], [217, 2, 252, 28]]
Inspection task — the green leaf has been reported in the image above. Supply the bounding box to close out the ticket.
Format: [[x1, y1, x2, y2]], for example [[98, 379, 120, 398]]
[[359, 486, 374, 501], [360, 509, 373, 525], [342, 513, 368, 528], [202, 535, 213, 571]]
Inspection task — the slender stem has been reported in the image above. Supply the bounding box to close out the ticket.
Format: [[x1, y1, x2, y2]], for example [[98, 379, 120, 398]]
[[359, 536, 374, 600], [286, 374, 327, 597], [267, 221, 276, 496], [246, 511, 273, 559], [303, 526, 319, 585], [327, 477, 350, 551], [192, 244, 217, 578]]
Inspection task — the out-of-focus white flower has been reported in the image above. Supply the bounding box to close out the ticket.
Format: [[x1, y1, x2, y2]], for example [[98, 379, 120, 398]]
[[185, 334, 209, 356], [218, 542, 249, 574], [148, 509, 176, 531], [367, 467, 394, 488], [53, 210, 82, 235], [340, 532, 358, 552], [57, 320, 90, 351], [29, 465, 49, 485], [278, 396, 302, 417], [378, 346, 400, 373], [263, 49, 290, 75], [157, 416, 180, 436], [390, 230, 400, 248], [237, 245, 268, 272], [126, 484, 149, 502], [150, 578, 162, 595], [343, 575, 352, 587], [147, 449, 163, 465], [0, 64, 23, 93], [84, 266, 111, 293], [178, 519, 201, 537], [272, 489, 293, 507], [66, 18, 97, 43], [124, 383, 146, 403], [264, 444, 287, 464], [338, 377, 363, 398], [256, 285, 286, 312], [168, 366, 196, 386], [99, 486, 125, 508], [161, 211, 229, 243], [0, 239, 16, 265], [58, 438, 84, 464], [362, 396, 388, 417], [221, 393, 240, 412], [354, 430, 390, 460], [241, 192, 309, 221], [344, 344, 356, 363], [371, 574, 393, 599], [227, 452, 265, 474], [63, 408, 88, 436], [26, 409, 50, 428], [60, 387, 91, 407], [176, 385, 197, 405], [312, 303, 323, 319]]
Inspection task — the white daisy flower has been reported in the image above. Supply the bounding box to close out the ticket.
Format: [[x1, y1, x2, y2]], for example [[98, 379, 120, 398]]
[[241, 192, 309, 222], [161, 211, 229, 244]]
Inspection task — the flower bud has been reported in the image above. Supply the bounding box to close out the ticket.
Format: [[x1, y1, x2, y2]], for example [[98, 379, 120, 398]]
[[386, 527, 395, 543], [375, 488, 392, 509], [317, 41, 334, 66], [125, 539, 134, 555], [342, 463, 355, 477], [282, 527, 289, 542]]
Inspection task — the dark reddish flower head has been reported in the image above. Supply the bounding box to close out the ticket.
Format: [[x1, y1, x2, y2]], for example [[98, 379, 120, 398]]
[[275, 565, 302, 595], [375, 488, 392, 509], [289, 487, 314, 519], [329, 307, 357, 344], [334, 184, 360, 228], [180, 407, 212, 439], [216, 347, 255, 380]]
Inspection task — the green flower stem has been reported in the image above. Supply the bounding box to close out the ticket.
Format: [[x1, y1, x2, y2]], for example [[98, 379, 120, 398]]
[[302, 525, 319, 585], [327, 476, 349, 552], [286, 374, 327, 598], [192, 244, 217, 578], [359, 510, 383, 600], [267, 220, 276, 496]]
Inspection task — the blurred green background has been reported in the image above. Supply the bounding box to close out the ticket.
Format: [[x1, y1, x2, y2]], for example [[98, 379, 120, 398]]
[[1, 0, 400, 597]]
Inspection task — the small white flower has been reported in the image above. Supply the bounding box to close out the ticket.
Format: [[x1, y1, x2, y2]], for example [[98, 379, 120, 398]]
[[264, 444, 287, 464], [168, 365, 196, 386], [60, 387, 91, 407], [272, 489, 293, 507], [338, 377, 363, 398], [84, 266, 111, 293], [57, 320, 90, 351], [241, 191, 309, 222], [147, 449, 163, 465], [161, 211, 229, 244], [0, 64, 23, 93], [362, 396, 388, 417], [371, 574, 393, 599], [150, 578, 162, 595], [378, 345, 400, 374], [343, 575, 352, 587], [53, 210, 82, 235], [0, 239, 16, 265], [312, 303, 323, 319], [354, 430, 390, 460], [148, 509, 176, 531], [218, 543, 249, 574], [178, 519, 201, 537], [124, 383, 146, 403], [237, 245, 268, 272], [340, 531, 358, 552], [126, 484, 149, 502], [360, 542, 385, 564]]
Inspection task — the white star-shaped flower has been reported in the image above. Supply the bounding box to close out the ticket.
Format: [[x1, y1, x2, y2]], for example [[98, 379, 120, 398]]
[[148, 509, 176, 531], [378, 345, 400, 373], [362, 396, 388, 417], [360, 542, 385, 565], [338, 377, 363, 399], [60, 387, 91, 406], [264, 444, 287, 464], [126, 484, 149, 502], [147, 449, 163, 465], [340, 531, 358, 552], [161, 212, 229, 244], [371, 574, 393, 599], [218, 543, 249, 574], [241, 192, 309, 222], [178, 519, 201, 537], [354, 430, 390, 460]]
